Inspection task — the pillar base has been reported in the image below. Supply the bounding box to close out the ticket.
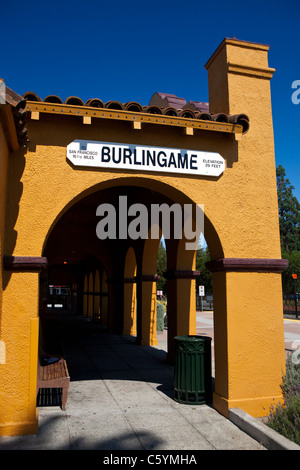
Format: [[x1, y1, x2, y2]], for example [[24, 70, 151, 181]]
[[141, 338, 158, 347], [213, 392, 284, 419], [0, 412, 39, 436]]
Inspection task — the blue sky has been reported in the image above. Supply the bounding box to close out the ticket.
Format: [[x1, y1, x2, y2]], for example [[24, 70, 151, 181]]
[[1, 0, 300, 201]]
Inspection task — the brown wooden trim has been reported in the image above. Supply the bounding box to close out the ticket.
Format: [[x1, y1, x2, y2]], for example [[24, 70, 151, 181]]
[[108, 275, 159, 283], [137, 274, 160, 282], [123, 277, 136, 283], [165, 270, 200, 279], [25, 101, 244, 137], [3, 255, 48, 272], [206, 258, 288, 273]]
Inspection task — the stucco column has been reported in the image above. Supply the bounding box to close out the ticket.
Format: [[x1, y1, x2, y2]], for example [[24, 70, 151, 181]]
[[136, 274, 158, 346], [123, 277, 137, 336], [204, 38, 287, 418], [207, 258, 288, 418], [205, 38, 280, 261], [100, 270, 108, 327], [166, 270, 200, 362], [0, 256, 46, 436], [205, 38, 276, 116], [107, 277, 123, 334]]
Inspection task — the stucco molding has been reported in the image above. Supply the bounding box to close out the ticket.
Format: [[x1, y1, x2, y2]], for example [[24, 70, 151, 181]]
[[123, 277, 136, 283], [206, 258, 288, 273], [205, 37, 270, 70], [137, 274, 160, 282], [227, 62, 275, 80], [108, 275, 160, 283], [165, 270, 201, 279], [3, 255, 48, 272]]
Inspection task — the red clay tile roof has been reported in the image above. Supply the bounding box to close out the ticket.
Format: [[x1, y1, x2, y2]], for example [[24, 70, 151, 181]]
[[22, 91, 249, 134]]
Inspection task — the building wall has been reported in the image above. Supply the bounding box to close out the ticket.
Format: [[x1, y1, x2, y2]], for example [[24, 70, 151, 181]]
[[0, 123, 9, 365], [0, 38, 287, 434]]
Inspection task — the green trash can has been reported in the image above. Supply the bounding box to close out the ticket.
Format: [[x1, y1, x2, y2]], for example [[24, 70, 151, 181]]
[[174, 335, 212, 405]]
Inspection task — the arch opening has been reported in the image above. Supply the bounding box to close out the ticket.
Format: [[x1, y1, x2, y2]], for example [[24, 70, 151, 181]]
[[39, 179, 222, 384]]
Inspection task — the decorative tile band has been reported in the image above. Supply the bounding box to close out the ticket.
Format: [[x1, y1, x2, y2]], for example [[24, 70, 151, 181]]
[[206, 258, 288, 273]]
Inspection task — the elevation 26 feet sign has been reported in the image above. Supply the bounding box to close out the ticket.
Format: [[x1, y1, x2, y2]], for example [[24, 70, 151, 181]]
[[66, 140, 225, 177]]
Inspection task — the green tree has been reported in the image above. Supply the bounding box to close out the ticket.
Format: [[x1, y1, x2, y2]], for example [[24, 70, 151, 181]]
[[156, 241, 167, 293], [276, 165, 300, 253], [196, 247, 212, 294], [276, 165, 300, 294], [282, 249, 300, 294]]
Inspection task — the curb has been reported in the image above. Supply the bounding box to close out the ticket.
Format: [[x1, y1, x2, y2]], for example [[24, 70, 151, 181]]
[[229, 408, 300, 451]]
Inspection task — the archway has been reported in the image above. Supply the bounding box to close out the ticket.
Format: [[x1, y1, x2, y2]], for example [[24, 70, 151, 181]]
[[41, 179, 218, 357]]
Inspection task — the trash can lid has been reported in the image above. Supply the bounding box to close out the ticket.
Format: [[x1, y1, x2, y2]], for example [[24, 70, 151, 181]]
[[174, 335, 211, 342]]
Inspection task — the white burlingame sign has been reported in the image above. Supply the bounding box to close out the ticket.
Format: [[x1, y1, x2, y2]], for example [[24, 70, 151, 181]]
[[66, 140, 225, 177]]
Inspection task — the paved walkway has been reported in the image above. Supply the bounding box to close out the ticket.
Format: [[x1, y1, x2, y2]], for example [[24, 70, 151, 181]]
[[0, 313, 266, 451], [0, 312, 299, 451]]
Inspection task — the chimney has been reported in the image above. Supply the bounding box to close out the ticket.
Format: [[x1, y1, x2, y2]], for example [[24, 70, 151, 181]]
[[205, 38, 275, 121]]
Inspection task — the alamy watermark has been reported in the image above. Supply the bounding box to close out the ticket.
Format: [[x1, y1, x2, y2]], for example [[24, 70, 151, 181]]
[[291, 80, 300, 104], [96, 196, 204, 250], [0, 79, 5, 105]]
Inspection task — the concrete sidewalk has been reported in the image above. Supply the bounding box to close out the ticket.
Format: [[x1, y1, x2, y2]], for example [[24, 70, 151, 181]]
[[0, 314, 299, 451]]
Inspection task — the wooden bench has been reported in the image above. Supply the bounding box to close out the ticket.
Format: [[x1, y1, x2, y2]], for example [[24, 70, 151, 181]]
[[37, 357, 70, 410]]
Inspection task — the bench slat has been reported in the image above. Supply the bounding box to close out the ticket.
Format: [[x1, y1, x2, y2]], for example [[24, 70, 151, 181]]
[[37, 357, 70, 410]]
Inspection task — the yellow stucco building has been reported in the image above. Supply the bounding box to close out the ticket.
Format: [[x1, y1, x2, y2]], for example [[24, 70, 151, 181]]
[[0, 38, 287, 436]]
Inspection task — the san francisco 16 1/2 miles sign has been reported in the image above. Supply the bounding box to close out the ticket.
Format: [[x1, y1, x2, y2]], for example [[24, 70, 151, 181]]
[[66, 140, 225, 177]]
